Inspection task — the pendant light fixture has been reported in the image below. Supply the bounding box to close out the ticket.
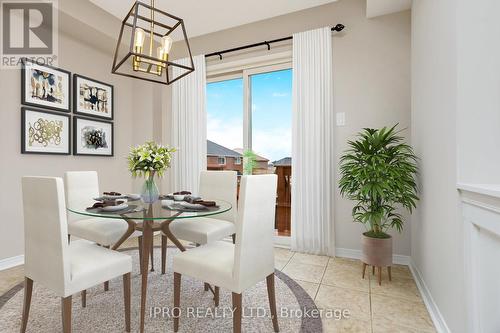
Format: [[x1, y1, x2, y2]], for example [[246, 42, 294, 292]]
[[112, 0, 195, 85]]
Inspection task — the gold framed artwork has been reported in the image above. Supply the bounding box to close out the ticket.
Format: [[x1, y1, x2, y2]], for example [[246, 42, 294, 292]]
[[21, 107, 71, 155], [21, 59, 71, 113], [73, 74, 114, 120], [73, 116, 113, 156]]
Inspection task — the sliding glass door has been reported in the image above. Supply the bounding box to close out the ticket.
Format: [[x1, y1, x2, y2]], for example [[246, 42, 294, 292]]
[[249, 67, 292, 240], [206, 63, 292, 243]]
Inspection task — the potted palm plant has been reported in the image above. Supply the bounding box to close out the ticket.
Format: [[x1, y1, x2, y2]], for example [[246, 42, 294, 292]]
[[339, 125, 418, 284]]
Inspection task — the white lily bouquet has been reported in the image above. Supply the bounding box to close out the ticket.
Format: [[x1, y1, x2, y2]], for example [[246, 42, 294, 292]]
[[127, 142, 176, 203]]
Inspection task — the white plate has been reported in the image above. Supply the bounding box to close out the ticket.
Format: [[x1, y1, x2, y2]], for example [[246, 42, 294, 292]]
[[101, 203, 129, 212], [126, 193, 141, 200]]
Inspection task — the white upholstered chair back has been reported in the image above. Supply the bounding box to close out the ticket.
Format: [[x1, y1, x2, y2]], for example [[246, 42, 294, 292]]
[[22, 177, 70, 296], [64, 171, 99, 222], [198, 171, 237, 223], [233, 175, 277, 292]]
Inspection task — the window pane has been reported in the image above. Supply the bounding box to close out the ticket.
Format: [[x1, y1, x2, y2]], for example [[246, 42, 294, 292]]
[[251, 68, 292, 237], [206, 78, 243, 173], [250, 68, 292, 166]]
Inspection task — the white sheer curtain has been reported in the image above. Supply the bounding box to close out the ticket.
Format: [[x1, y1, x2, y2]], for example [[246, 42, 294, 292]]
[[291, 27, 335, 256], [171, 55, 207, 194]]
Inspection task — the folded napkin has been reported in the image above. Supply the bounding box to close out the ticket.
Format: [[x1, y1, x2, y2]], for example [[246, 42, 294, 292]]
[[182, 196, 217, 207], [161, 200, 207, 211], [87, 199, 126, 210]]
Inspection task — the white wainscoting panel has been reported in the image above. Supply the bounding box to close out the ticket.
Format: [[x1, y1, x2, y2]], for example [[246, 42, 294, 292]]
[[459, 184, 500, 333]]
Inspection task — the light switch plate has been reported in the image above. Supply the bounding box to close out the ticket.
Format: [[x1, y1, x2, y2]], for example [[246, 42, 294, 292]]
[[336, 112, 345, 126]]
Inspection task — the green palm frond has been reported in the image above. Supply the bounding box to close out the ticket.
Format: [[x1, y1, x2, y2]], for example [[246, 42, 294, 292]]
[[339, 124, 419, 237]]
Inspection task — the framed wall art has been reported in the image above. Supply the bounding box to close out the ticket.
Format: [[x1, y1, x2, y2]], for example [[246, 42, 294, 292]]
[[73, 116, 113, 156], [21, 107, 71, 155], [21, 58, 71, 112], [73, 74, 114, 120]]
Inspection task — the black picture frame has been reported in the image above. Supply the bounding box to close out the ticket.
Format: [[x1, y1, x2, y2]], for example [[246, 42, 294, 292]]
[[73, 116, 114, 157], [21, 58, 71, 113], [73, 74, 114, 120], [21, 107, 71, 155]]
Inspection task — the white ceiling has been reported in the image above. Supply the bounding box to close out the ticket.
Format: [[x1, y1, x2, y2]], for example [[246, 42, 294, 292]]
[[366, 0, 411, 18], [89, 0, 339, 39]]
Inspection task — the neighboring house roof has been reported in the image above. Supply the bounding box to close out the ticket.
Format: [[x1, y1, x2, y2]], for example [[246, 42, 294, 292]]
[[233, 148, 270, 162], [207, 140, 242, 158], [272, 157, 292, 166]]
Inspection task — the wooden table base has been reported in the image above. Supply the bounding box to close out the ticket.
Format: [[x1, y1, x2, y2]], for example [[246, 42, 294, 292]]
[[115, 208, 184, 333]]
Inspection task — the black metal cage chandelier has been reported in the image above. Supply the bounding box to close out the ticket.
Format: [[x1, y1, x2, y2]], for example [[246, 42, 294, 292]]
[[111, 0, 195, 85]]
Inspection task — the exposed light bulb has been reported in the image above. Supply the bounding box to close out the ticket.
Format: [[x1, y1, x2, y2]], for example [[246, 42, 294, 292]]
[[157, 46, 168, 62], [134, 28, 146, 48], [160, 35, 173, 54]]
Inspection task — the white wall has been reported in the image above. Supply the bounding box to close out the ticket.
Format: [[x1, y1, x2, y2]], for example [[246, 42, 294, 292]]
[[456, 0, 500, 183], [411, 0, 464, 330], [411, 0, 500, 331]]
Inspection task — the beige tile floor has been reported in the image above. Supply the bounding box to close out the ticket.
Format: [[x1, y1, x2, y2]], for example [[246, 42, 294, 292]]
[[275, 247, 436, 333], [0, 238, 436, 333]]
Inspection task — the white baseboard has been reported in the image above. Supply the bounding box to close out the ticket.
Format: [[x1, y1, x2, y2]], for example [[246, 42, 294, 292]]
[[334, 247, 411, 265], [0, 255, 24, 271], [409, 260, 450, 333]]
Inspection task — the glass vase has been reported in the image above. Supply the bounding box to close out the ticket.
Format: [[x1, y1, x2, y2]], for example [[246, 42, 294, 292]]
[[140, 176, 159, 203]]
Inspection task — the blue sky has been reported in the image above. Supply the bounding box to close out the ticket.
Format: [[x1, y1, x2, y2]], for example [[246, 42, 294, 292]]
[[206, 69, 292, 162]]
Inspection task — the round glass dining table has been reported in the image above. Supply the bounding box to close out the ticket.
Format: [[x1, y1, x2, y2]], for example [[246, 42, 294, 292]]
[[67, 199, 232, 333]]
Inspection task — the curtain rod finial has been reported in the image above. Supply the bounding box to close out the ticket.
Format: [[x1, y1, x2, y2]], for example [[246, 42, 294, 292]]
[[333, 24, 345, 32]]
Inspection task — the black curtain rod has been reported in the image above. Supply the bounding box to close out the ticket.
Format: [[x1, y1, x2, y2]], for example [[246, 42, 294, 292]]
[[205, 24, 345, 60]]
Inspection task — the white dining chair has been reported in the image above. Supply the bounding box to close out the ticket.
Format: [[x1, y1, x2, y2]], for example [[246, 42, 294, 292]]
[[163, 170, 238, 275], [64, 171, 144, 286], [21, 176, 132, 333], [172, 174, 279, 333]]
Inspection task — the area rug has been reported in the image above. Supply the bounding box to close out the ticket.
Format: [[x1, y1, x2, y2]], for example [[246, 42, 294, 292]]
[[0, 246, 322, 332]]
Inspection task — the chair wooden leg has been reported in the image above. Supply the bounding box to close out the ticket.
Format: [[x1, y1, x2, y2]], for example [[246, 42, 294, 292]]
[[232, 292, 242, 333], [173, 272, 181, 332], [138, 236, 143, 273], [123, 273, 131, 332], [377, 266, 382, 286], [362, 263, 367, 279], [20, 277, 33, 333], [266, 273, 279, 332], [150, 239, 154, 272], [81, 290, 86, 308], [161, 235, 167, 274], [214, 286, 220, 307], [388, 266, 392, 281], [61, 296, 72, 333], [104, 246, 110, 291]]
